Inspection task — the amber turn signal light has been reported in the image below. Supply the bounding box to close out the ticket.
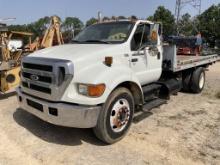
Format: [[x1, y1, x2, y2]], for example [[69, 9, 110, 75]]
[[88, 84, 106, 97], [78, 84, 106, 97]]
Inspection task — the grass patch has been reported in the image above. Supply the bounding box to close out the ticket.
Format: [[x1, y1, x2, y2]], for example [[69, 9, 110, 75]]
[[216, 91, 220, 99]]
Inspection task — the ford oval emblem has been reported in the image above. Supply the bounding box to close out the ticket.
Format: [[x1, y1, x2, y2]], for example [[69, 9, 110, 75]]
[[30, 74, 39, 81]]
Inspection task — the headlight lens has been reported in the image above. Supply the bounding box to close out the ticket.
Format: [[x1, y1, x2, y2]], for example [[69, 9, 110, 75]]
[[78, 84, 106, 97], [78, 84, 89, 95]]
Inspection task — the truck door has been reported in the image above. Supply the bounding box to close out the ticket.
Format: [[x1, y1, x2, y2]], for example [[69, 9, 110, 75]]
[[130, 23, 162, 85]]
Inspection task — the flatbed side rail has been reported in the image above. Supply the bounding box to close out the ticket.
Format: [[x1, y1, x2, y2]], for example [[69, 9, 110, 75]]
[[174, 54, 219, 72]]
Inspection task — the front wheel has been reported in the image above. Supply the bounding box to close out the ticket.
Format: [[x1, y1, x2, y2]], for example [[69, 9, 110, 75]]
[[93, 87, 134, 144]]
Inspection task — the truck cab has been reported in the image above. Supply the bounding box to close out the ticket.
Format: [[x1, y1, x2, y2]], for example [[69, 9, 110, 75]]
[[16, 20, 218, 144]]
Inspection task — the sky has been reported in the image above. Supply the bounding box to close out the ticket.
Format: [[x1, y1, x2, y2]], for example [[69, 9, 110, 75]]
[[0, 0, 219, 25]]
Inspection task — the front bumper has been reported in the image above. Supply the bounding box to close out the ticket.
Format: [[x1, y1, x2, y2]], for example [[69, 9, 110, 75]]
[[16, 88, 101, 128]]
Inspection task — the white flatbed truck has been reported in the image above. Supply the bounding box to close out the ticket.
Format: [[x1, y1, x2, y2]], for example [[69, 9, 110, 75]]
[[16, 20, 219, 144]]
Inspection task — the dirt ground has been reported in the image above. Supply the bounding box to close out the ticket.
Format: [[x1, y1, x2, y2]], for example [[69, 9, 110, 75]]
[[0, 63, 220, 165]]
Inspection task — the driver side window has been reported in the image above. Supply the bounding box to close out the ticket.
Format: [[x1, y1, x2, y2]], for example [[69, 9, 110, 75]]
[[131, 24, 150, 51]]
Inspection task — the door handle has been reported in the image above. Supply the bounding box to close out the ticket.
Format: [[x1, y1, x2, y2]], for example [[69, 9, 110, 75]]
[[157, 52, 161, 60], [131, 58, 138, 62]]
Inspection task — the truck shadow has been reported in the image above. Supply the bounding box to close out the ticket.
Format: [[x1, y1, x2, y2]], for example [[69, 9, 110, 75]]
[[133, 111, 153, 124], [13, 108, 154, 146], [13, 108, 106, 146]]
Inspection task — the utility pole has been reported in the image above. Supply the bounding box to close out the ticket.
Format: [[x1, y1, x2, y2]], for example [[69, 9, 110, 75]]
[[175, 0, 202, 35], [98, 11, 102, 23]]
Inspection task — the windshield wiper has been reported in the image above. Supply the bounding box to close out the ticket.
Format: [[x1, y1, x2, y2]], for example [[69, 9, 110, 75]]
[[83, 40, 111, 44]]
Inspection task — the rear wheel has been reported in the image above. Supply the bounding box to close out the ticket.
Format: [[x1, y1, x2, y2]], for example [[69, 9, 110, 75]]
[[191, 67, 205, 93], [182, 71, 192, 92], [93, 87, 134, 144]]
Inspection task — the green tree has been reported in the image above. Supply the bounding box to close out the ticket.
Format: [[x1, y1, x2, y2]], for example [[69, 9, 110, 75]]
[[130, 15, 138, 20], [103, 16, 110, 21], [86, 17, 98, 26], [62, 17, 83, 41], [178, 13, 194, 36], [8, 24, 30, 33], [63, 17, 83, 31], [111, 16, 117, 20], [147, 16, 154, 21], [198, 4, 220, 47], [118, 16, 127, 19], [153, 6, 176, 36], [32, 16, 50, 36]]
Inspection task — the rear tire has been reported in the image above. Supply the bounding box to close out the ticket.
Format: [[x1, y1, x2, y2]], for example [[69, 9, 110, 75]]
[[182, 71, 192, 92], [191, 67, 205, 93], [93, 87, 134, 144]]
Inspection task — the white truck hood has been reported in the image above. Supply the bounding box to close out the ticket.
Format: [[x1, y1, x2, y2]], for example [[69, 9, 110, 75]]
[[29, 44, 123, 62]]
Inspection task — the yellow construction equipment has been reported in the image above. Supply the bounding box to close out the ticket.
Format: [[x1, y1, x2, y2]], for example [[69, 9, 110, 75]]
[[0, 16, 64, 93], [0, 26, 33, 93], [28, 16, 64, 51]]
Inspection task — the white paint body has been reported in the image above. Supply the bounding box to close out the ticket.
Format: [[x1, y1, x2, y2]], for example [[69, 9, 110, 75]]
[[28, 20, 163, 105]]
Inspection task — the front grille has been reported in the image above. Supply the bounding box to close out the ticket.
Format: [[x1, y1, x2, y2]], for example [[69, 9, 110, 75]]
[[22, 82, 28, 88], [30, 84, 51, 94], [23, 62, 53, 72], [21, 57, 74, 101], [22, 72, 52, 84], [27, 99, 43, 112], [22, 82, 51, 94]]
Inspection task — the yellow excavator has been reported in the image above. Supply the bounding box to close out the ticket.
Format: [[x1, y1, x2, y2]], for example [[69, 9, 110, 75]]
[[0, 16, 64, 93], [28, 16, 64, 51]]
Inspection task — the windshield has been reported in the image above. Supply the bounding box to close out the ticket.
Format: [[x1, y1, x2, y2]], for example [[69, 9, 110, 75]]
[[74, 22, 134, 44]]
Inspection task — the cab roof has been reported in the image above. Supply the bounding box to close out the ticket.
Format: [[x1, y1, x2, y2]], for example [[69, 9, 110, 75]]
[[98, 19, 155, 25]]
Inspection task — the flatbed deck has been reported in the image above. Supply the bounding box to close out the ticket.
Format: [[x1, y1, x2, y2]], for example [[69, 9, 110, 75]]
[[175, 55, 219, 72], [163, 45, 219, 72]]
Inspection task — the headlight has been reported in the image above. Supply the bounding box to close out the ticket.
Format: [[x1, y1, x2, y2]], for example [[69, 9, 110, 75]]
[[78, 84, 106, 97]]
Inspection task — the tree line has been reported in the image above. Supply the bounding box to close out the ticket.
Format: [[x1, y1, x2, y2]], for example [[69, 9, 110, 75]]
[[8, 4, 220, 47]]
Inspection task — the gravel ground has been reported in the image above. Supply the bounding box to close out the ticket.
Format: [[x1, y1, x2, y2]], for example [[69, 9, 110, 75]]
[[0, 62, 219, 165]]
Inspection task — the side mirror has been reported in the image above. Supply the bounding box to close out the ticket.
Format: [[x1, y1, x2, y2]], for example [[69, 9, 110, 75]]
[[137, 44, 157, 55], [137, 45, 147, 55], [147, 45, 160, 59]]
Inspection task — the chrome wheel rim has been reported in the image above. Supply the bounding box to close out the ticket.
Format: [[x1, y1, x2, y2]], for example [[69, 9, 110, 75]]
[[110, 99, 131, 133], [199, 73, 205, 89]]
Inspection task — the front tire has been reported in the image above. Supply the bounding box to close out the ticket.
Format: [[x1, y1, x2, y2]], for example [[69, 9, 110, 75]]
[[93, 87, 134, 144]]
